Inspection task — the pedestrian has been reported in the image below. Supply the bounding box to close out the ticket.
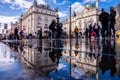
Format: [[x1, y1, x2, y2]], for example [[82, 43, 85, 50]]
[[19, 30, 25, 39], [14, 27, 19, 40], [88, 23, 93, 38], [109, 6, 116, 37], [99, 8, 109, 38], [49, 20, 57, 39], [93, 23, 100, 38], [84, 27, 89, 38], [74, 26, 79, 38]]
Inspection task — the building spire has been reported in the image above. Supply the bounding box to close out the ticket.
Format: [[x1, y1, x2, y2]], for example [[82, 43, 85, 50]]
[[96, 0, 99, 10], [33, 0, 37, 6]]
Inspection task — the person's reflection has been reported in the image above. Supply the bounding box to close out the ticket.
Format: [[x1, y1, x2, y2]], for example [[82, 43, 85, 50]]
[[75, 38, 79, 49], [49, 38, 63, 63], [109, 39, 116, 77], [74, 38, 79, 56], [8, 42, 19, 51], [88, 39, 95, 58], [99, 39, 109, 75], [99, 38, 116, 76]]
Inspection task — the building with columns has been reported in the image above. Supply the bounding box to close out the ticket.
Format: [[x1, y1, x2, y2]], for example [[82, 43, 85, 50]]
[[62, 0, 100, 36], [16, 0, 58, 37]]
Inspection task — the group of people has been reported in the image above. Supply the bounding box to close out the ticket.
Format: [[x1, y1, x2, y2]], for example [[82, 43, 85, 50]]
[[84, 23, 101, 38], [81, 6, 117, 39], [84, 6, 116, 39], [8, 27, 33, 40], [49, 20, 63, 39], [99, 7, 116, 38]]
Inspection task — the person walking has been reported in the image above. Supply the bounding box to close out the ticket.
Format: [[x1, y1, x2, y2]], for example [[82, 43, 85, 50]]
[[74, 26, 79, 38], [14, 27, 19, 40], [84, 27, 89, 38], [88, 23, 93, 38], [109, 6, 116, 37], [99, 8, 109, 38], [93, 23, 100, 38]]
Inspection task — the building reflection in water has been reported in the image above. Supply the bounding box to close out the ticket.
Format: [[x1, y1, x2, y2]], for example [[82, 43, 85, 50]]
[[61, 38, 120, 80], [4, 38, 120, 80]]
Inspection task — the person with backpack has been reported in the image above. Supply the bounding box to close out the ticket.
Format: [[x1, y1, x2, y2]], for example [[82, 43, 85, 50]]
[[99, 8, 109, 38]]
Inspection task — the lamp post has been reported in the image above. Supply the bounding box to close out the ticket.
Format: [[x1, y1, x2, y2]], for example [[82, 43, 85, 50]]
[[69, 3, 72, 80], [69, 4, 72, 39]]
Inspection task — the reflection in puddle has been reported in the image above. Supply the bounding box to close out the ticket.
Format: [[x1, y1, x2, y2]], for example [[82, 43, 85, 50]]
[[0, 38, 120, 80]]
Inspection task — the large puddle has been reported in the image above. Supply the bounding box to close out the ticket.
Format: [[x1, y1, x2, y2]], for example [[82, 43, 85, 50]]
[[0, 38, 120, 80]]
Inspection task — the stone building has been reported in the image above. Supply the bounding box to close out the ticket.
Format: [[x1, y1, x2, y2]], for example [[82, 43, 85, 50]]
[[16, 0, 58, 38], [62, 0, 100, 36], [115, 3, 120, 32]]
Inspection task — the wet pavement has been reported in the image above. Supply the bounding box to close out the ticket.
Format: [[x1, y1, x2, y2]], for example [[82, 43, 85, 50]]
[[0, 38, 120, 80]]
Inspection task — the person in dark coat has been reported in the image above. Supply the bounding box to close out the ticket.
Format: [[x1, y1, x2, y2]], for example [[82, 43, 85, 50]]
[[109, 7, 116, 37], [14, 27, 19, 40], [49, 20, 57, 39], [88, 23, 93, 38], [99, 8, 109, 38]]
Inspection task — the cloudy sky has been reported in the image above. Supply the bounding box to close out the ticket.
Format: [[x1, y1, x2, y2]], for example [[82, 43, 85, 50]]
[[0, 0, 119, 24]]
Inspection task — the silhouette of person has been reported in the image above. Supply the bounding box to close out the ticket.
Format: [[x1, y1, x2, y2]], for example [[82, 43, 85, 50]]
[[99, 39, 116, 76], [99, 8, 109, 38], [14, 27, 19, 40], [49, 20, 57, 39], [109, 7, 116, 37]]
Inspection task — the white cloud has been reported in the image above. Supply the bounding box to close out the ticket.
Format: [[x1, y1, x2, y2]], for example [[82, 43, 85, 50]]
[[0, 15, 19, 30], [52, 0, 57, 4], [36, 0, 46, 5], [0, 15, 19, 24], [1, 0, 11, 3], [83, 0, 112, 3], [58, 11, 67, 18], [58, 0, 68, 5], [1, 0, 46, 10], [71, 2, 84, 14], [12, 0, 32, 9]]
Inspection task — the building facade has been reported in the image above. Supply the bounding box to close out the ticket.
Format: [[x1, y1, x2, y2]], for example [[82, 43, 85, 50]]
[[115, 3, 120, 32], [62, 1, 100, 36], [16, 0, 58, 37]]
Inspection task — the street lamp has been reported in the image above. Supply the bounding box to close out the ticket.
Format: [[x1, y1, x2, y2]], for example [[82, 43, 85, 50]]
[[69, 4, 72, 39]]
